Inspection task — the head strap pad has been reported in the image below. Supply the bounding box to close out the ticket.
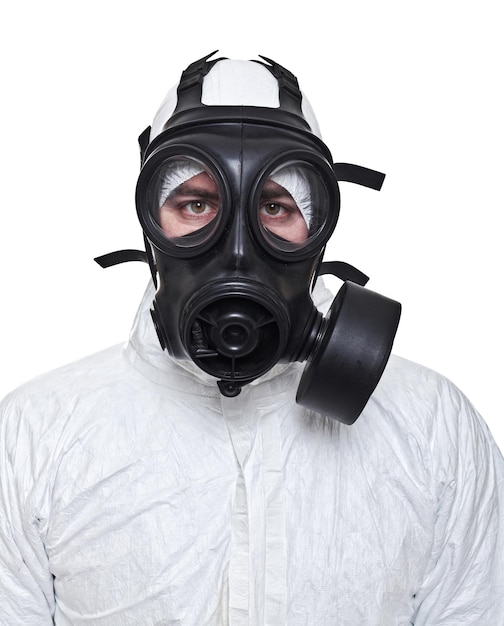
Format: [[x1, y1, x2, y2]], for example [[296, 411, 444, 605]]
[[172, 51, 306, 121]]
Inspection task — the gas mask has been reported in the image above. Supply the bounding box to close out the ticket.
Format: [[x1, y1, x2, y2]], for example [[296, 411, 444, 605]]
[[97, 53, 401, 425]]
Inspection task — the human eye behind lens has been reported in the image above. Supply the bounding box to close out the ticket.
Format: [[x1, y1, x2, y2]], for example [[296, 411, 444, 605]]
[[158, 185, 220, 236], [161, 191, 218, 222], [258, 191, 301, 222], [187, 199, 210, 214], [257, 180, 308, 243], [259, 201, 292, 218]]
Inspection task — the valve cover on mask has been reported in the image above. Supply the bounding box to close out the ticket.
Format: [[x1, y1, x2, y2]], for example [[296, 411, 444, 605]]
[[181, 280, 290, 397]]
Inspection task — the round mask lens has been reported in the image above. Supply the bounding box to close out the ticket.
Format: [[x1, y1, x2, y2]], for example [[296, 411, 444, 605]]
[[147, 156, 223, 248], [255, 162, 331, 253]]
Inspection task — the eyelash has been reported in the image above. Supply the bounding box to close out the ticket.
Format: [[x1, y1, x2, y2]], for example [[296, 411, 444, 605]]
[[183, 200, 217, 215], [259, 202, 294, 216]]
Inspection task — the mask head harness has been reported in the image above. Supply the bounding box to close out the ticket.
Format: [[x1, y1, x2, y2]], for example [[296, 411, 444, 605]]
[[96, 52, 401, 424]]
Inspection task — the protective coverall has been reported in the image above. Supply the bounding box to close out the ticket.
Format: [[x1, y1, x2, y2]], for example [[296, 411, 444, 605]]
[[1, 279, 503, 624]]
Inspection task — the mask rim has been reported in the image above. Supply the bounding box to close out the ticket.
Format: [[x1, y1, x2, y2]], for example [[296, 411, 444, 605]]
[[136, 143, 232, 258], [248, 150, 340, 261]]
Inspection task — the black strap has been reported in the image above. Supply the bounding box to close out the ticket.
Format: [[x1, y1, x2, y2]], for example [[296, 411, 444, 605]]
[[319, 261, 369, 286], [173, 51, 226, 115], [333, 163, 386, 191], [94, 249, 147, 268], [138, 126, 152, 164], [255, 56, 304, 118]]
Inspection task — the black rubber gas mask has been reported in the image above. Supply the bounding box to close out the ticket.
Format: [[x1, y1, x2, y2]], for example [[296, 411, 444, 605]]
[[97, 54, 401, 424]]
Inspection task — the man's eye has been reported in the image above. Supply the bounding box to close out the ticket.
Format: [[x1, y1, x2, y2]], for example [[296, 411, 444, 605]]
[[184, 200, 212, 214], [260, 203, 288, 217]]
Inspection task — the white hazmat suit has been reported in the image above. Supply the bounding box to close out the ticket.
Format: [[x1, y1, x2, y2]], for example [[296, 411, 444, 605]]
[[1, 58, 504, 625]]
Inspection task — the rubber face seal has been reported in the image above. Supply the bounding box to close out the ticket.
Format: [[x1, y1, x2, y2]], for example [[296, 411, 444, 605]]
[[296, 281, 401, 425]]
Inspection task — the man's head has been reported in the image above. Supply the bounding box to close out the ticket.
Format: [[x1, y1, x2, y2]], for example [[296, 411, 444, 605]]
[[133, 52, 401, 423]]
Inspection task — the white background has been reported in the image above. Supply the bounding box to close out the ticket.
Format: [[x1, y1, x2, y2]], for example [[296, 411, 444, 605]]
[[1, 2, 502, 448]]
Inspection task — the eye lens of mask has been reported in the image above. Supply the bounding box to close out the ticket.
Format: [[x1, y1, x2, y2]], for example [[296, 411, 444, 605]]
[[255, 162, 330, 252], [148, 156, 223, 247]]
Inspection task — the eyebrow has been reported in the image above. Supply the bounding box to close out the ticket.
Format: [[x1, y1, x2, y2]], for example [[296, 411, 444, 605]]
[[259, 188, 295, 202], [168, 184, 221, 202]]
